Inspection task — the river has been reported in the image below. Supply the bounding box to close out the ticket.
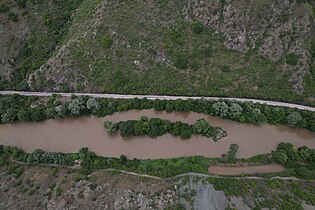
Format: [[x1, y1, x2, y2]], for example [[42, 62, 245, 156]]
[[0, 109, 314, 159]]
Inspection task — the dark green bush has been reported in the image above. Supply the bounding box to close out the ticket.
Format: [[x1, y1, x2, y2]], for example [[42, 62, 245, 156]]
[[8, 12, 18, 22], [286, 53, 299, 65], [192, 22, 204, 34], [175, 57, 189, 69], [15, 0, 27, 8], [102, 35, 113, 48], [0, 3, 9, 13]]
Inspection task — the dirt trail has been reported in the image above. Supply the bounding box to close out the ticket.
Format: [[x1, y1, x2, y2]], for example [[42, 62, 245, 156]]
[[208, 164, 285, 176]]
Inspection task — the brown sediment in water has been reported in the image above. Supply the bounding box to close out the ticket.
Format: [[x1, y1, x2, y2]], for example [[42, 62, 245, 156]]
[[0, 109, 314, 159], [208, 164, 285, 175]]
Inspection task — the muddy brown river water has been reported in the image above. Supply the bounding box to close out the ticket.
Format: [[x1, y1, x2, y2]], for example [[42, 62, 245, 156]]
[[0, 109, 315, 159]]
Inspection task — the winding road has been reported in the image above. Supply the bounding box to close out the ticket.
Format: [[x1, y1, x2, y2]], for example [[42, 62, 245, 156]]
[[1, 90, 315, 111]]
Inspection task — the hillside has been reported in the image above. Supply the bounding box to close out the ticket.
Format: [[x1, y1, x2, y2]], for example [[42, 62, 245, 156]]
[[1, 161, 314, 209], [0, 0, 315, 104]]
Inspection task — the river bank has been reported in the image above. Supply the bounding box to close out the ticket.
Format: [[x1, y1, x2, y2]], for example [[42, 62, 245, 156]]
[[0, 109, 314, 159]]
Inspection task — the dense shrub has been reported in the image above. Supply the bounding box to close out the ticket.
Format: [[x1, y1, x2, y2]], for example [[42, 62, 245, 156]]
[[191, 22, 204, 34], [175, 57, 189, 69], [0, 3, 9, 13], [15, 0, 27, 8], [102, 35, 113, 48], [212, 101, 229, 118], [270, 143, 315, 179], [104, 116, 225, 140], [286, 53, 299, 65], [8, 12, 18, 22], [221, 144, 239, 163]]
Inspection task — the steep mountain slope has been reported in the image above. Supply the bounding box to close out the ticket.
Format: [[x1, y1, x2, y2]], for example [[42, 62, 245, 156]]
[[0, 0, 315, 104]]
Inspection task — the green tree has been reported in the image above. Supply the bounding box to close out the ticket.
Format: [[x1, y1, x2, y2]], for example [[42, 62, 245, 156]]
[[120, 155, 128, 165], [171, 121, 182, 136], [248, 108, 266, 124], [68, 97, 86, 116], [134, 120, 150, 135], [153, 99, 165, 111], [272, 151, 288, 165], [31, 106, 46, 122], [86, 98, 100, 114], [298, 146, 311, 161], [229, 103, 243, 119], [45, 107, 56, 119], [1, 108, 16, 123], [192, 118, 214, 138], [17, 109, 31, 121], [286, 112, 302, 127], [212, 101, 229, 118], [179, 123, 192, 139], [119, 120, 136, 137], [55, 104, 68, 118]]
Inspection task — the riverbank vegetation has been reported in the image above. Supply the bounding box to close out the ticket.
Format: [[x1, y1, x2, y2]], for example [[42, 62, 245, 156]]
[[1, 142, 314, 179], [1, 94, 314, 131], [104, 116, 227, 141]]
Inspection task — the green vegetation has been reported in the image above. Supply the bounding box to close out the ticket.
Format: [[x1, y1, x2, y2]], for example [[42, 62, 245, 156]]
[[0, 145, 214, 178], [101, 35, 113, 49], [221, 144, 239, 164], [104, 116, 226, 141], [15, 0, 27, 9], [1, 142, 314, 179], [207, 178, 315, 209], [243, 142, 315, 180], [286, 53, 300, 65], [8, 12, 18, 22], [1, 95, 315, 132], [0, 3, 9, 13]]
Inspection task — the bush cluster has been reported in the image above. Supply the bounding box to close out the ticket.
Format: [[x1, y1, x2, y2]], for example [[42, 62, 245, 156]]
[[104, 116, 226, 140], [271, 143, 315, 179], [245, 143, 315, 180]]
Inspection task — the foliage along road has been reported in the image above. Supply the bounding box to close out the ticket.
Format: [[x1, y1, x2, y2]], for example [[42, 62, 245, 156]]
[[1, 90, 315, 112]]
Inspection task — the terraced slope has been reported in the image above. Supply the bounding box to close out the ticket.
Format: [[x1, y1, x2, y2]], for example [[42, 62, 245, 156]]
[[0, 0, 315, 105]]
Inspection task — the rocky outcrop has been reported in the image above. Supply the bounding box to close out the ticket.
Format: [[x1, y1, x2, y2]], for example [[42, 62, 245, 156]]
[[187, 0, 314, 93]]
